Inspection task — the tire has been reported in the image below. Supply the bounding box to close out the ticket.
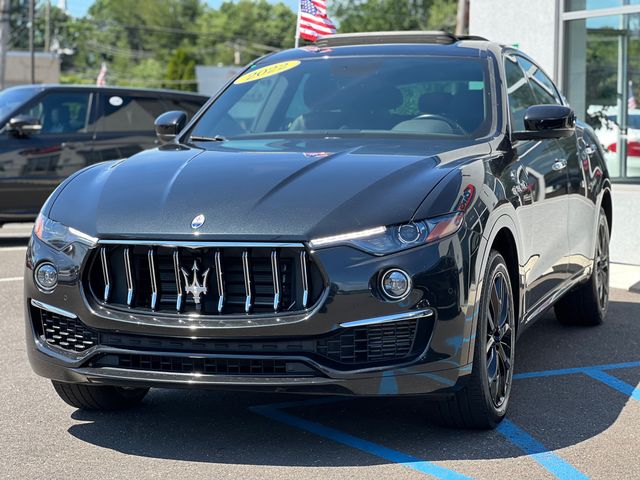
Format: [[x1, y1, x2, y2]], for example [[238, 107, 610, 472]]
[[554, 208, 610, 326], [427, 251, 516, 429], [52, 381, 149, 411]]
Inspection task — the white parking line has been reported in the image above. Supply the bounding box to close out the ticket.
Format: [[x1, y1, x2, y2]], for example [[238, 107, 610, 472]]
[[0, 277, 23, 283], [0, 246, 27, 252]]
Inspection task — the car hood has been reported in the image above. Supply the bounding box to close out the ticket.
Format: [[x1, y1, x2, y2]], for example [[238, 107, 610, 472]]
[[49, 138, 490, 241]]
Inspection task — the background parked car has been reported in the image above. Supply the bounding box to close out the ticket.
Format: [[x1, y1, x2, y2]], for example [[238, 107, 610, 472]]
[[0, 85, 208, 225]]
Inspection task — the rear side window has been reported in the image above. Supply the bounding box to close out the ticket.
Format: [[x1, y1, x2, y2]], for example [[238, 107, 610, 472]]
[[18, 91, 90, 134], [98, 94, 167, 132], [504, 55, 538, 131], [517, 57, 562, 105]]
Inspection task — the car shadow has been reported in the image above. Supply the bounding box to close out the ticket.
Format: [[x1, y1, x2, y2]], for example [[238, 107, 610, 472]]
[[0, 238, 29, 248], [67, 292, 640, 466]]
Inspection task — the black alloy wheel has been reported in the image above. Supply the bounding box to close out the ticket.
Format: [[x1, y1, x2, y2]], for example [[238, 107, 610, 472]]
[[594, 217, 610, 314], [485, 271, 514, 409], [555, 207, 610, 326]]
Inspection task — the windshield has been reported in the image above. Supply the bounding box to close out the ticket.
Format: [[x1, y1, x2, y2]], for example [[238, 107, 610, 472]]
[[0, 87, 38, 123], [189, 56, 492, 141]]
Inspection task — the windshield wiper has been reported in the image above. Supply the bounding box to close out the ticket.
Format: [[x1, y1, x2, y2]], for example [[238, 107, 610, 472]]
[[190, 134, 227, 142]]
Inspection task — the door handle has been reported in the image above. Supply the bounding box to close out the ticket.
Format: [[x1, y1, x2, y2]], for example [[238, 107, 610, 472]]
[[552, 159, 567, 171]]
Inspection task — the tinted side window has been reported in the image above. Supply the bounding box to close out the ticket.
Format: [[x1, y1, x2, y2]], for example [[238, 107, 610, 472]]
[[99, 94, 167, 132], [504, 56, 538, 131], [517, 57, 562, 105], [18, 92, 90, 134]]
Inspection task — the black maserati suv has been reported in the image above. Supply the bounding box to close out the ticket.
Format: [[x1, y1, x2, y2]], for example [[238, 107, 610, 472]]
[[24, 32, 612, 429]]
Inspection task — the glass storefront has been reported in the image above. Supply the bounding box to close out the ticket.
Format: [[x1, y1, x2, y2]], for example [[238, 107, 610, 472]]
[[566, 0, 640, 12], [563, 2, 640, 181]]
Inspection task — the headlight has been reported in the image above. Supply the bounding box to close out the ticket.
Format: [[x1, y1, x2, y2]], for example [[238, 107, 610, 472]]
[[309, 212, 464, 255], [33, 213, 98, 250]]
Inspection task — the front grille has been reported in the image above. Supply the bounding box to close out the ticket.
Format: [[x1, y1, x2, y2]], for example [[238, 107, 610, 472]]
[[85, 243, 324, 316], [38, 309, 98, 352]]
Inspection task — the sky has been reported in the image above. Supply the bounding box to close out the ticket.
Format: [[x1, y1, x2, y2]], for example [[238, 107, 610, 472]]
[[64, 0, 300, 17]]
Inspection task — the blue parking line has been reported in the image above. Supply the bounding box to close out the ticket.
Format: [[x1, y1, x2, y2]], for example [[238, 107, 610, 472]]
[[583, 369, 640, 401], [249, 359, 640, 478], [497, 419, 589, 480], [250, 403, 472, 480], [514, 360, 640, 380]]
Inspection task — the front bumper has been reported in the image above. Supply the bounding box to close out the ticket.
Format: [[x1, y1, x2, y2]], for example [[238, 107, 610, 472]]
[[25, 229, 480, 396]]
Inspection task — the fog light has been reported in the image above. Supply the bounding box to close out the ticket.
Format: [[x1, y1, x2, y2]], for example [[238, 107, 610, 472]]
[[35, 263, 58, 291], [380, 269, 412, 300]]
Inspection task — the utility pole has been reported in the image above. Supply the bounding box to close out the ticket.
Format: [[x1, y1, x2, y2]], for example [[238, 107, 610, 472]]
[[233, 40, 240, 65], [29, 0, 35, 83], [455, 0, 469, 36], [0, 0, 9, 90], [45, 0, 51, 52]]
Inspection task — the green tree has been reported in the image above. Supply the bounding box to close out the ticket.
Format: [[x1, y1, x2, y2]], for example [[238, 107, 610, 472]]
[[8, 0, 297, 90], [332, 0, 457, 33], [164, 48, 197, 91]]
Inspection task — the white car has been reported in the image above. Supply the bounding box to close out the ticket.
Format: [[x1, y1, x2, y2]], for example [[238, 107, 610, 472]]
[[588, 105, 640, 177]]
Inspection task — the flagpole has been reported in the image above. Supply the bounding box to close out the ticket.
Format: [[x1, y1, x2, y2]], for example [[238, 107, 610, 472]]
[[294, 0, 301, 48]]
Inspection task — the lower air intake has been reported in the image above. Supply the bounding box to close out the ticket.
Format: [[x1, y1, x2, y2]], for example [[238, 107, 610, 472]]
[[38, 309, 98, 353], [91, 354, 315, 376]]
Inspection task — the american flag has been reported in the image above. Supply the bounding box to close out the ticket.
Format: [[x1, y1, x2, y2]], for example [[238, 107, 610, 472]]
[[96, 62, 107, 87], [297, 0, 336, 42], [629, 81, 637, 110]]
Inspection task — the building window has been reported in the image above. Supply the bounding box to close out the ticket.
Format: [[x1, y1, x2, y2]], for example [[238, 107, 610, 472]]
[[564, 9, 640, 179]]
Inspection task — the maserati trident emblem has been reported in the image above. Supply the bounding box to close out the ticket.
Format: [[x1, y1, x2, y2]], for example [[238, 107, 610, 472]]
[[191, 214, 205, 229], [181, 260, 210, 305]]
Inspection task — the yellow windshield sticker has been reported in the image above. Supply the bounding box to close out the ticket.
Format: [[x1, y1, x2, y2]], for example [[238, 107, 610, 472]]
[[234, 61, 300, 85]]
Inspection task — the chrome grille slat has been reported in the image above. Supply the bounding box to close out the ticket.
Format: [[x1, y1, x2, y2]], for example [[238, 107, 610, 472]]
[[271, 250, 281, 312], [100, 247, 111, 302], [123, 247, 134, 307], [173, 250, 183, 312], [300, 250, 309, 308], [242, 250, 253, 313], [89, 243, 320, 316], [215, 250, 225, 313], [148, 248, 158, 310]]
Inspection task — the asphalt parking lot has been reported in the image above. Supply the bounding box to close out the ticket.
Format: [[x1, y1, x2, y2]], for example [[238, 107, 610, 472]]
[[1, 230, 639, 479]]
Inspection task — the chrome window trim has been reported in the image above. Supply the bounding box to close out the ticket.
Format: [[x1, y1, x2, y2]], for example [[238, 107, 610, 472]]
[[30, 299, 77, 319], [339, 308, 433, 328]]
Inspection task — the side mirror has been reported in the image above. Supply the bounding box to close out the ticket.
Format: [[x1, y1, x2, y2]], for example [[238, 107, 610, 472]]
[[512, 105, 576, 141], [154, 110, 187, 144], [7, 115, 42, 136]]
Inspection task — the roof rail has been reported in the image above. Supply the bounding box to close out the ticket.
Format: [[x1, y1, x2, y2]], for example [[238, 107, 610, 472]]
[[314, 31, 488, 48]]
